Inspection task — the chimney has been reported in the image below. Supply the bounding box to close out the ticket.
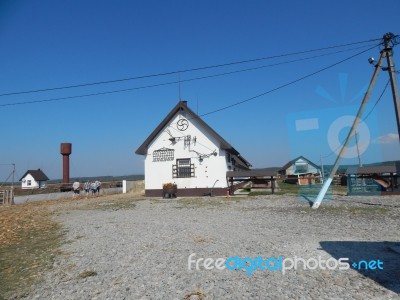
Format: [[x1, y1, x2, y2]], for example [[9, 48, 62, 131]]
[[60, 143, 72, 184]]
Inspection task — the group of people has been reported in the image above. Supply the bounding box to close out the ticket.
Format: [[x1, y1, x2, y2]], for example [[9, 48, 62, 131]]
[[72, 180, 102, 198]]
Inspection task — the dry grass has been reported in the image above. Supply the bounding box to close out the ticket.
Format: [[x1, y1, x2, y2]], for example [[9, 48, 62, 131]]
[[52, 194, 144, 212], [0, 202, 64, 298], [78, 270, 98, 279], [183, 290, 206, 300], [0, 193, 143, 298], [192, 236, 209, 244], [0, 203, 58, 246]]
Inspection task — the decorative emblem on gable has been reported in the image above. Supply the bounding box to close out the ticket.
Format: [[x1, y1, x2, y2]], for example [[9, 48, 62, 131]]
[[176, 118, 189, 131], [152, 147, 175, 162]]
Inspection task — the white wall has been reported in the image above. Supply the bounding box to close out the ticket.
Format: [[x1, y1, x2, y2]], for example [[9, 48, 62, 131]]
[[144, 112, 229, 190], [21, 174, 39, 189]]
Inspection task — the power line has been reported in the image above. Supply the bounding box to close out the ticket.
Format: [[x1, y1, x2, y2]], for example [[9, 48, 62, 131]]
[[163, 42, 378, 161], [0, 44, 378, 108], [363, 80, 390, 121], [0, 37, 383, 97], [321, 79, 391, 159], [165, 43, 378, 131], [199, 44, 378, 118]]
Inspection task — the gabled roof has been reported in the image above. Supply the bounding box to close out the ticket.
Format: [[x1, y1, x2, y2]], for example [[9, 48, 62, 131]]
[[19, 169, 49, 181], [280, 155, 320, 171], [135, 100, 252, 168]]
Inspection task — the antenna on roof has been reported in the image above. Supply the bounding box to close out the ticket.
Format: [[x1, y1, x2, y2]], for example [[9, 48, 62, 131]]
[[178, 73, 181, 101]]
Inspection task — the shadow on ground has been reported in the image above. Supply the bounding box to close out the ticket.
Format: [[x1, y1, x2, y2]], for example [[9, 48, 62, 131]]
[[320, 241, 400, 294]]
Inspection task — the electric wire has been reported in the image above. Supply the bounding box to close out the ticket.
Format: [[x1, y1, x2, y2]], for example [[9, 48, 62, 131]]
[[0, 44, 379, 108], [363, 80, 390, 121], [165, 43, 378, 133], [199, 44, 378, 118], [168, 125, 216, 152], [321, 79, 391, 159], [0, 37, 383, 97], [0, 170, 14, 187], [165, 125, 216, 152]]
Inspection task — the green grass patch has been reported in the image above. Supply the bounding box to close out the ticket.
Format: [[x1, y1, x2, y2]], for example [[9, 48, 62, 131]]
[[247, 180, 348, 197]]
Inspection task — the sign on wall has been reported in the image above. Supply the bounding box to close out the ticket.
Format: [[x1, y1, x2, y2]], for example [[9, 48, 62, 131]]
[[153, 147, 175, 162]]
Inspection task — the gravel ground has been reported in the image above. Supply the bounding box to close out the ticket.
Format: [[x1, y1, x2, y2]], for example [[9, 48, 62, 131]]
[[26, 194, 400, 299]]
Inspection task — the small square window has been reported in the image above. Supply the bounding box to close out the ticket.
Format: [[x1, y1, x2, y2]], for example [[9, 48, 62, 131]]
[[173, 158, 195, 178]]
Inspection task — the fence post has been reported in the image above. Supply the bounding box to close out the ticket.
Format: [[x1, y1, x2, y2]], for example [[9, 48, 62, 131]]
[[1, 190, 14, 205]]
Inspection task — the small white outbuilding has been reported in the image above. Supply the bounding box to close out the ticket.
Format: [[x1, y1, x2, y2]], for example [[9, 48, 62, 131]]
[[19, 169, 50, 189]]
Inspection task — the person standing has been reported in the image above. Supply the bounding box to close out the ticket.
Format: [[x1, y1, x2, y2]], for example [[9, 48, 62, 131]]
[[72, 181, 80, 198], [84, 181, 90, 197], [90, 181, 97, 196], [95, 180, 101, 195]]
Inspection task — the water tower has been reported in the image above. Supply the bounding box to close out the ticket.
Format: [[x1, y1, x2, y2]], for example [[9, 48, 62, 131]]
[[60, 143, 72, 184]]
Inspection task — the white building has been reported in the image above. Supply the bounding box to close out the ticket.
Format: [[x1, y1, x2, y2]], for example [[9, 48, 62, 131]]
[[19, 169, 49, 189], [135, 101, 252, 196]]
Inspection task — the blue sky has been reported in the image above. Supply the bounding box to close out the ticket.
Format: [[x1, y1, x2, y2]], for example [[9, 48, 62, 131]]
[[1, 0, 399, 181]]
